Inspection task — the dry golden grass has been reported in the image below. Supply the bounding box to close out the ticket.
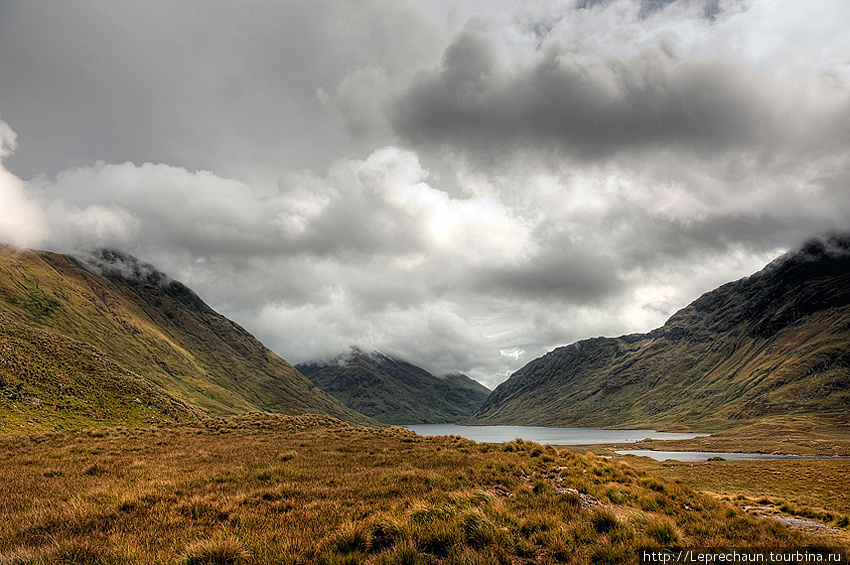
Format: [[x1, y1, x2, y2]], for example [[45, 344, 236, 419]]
[[633, 458, 850, 514], [616, 455, 850, 545], [0, 415, 843, 564]]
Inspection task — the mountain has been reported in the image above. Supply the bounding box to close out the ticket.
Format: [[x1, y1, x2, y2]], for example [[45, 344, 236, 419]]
[[296, 348, 490, 424], [0, 245, 373, 429], [469, 234, 850, 431]]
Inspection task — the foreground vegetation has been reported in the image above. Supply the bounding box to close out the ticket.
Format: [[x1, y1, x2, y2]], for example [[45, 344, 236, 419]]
[[0, 415, 842, 565], [616, 455, 850, 546]]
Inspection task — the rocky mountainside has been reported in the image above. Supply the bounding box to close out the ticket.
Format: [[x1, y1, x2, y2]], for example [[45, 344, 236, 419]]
[[469, 235, 850, 431], [296, 348, 490, 424], [0, 246, 373, 430]]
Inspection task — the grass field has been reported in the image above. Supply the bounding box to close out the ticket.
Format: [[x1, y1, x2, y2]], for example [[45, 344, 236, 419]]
[[628, 458, 850, 514], [615, 455, 850, 546], [0, 414, 845, 564]]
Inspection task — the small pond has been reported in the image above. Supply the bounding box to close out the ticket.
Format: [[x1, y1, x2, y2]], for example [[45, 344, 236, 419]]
[[615, 450, 795, 462], [614, 450, 850, 462]]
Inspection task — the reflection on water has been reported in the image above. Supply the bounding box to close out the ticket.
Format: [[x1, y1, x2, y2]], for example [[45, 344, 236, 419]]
[[404, 424, 710, 445]]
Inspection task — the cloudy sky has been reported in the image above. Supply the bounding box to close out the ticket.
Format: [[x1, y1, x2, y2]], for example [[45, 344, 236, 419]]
[[1, 0, 849, 387]]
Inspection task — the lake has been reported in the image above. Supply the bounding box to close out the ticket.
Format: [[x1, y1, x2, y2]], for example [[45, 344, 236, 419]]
[[404, 424, 709, 445], [405, 424, 847, 462]]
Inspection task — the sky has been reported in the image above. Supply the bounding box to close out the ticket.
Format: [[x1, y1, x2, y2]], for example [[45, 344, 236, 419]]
[[1, 0, 849, 388]]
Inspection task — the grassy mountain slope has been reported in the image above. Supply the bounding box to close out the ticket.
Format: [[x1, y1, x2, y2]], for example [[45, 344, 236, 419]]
[[0, 246, 372, 427], [470, 235, 850, 431], [0, 314, 204, 433], [296, 348, 490, 424]]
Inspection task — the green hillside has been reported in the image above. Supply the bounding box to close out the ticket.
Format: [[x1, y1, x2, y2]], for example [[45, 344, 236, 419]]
[[0, 315, 204, 433], [470, 235, 850, 431], [297, 348, 490, 424], [0, 246, 373, 428]]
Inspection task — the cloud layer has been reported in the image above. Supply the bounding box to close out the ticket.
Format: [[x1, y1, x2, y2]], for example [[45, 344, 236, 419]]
[[1, 1, 849, 386]]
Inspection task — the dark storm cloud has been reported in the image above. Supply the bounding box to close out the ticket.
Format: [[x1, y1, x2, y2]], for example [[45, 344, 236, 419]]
[[471, 246, 625, 303], [393, 27, 850, 163], [612, 213, 800, 270]]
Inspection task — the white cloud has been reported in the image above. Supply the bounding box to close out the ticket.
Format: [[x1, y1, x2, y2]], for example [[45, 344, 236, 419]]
[[0, 118, 49, 248]]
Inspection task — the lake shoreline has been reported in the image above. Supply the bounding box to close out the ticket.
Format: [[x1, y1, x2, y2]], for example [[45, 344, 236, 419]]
[[407, 422, 850, 458], [404, 423, 710, 447]]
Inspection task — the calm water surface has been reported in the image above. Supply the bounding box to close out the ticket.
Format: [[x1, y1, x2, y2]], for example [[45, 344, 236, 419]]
[[405, 425, 846, 461], [614, 450, 807, 462], [404, 424, 709, 445]]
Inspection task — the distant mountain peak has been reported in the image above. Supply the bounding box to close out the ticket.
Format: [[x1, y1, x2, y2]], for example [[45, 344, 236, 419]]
[[296, 347, 490, 425], [762, 232, 850, 275], [327, 346, 403, 368]]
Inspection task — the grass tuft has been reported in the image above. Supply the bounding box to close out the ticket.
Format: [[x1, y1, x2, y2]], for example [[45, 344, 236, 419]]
[[370, 517, 405, 553], [645, 519, 680, 545], [329, 522, 372, 554], [182, 533, 249, 565], [376, 540, 421, 565], [590, 508, 620, 533], [82, 462, 107, 476], [590, 544, 627, 565], [460, 510, 496, 549]]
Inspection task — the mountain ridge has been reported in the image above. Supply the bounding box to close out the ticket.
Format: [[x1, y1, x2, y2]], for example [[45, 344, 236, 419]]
[[297, 347, 490, 424], [0, 245, 373, 429], [469, 234, 850, 430]]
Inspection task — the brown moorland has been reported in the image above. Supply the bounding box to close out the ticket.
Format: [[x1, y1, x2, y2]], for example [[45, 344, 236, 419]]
[[615, 455, 850, 547], [0, 414, 845, 565]]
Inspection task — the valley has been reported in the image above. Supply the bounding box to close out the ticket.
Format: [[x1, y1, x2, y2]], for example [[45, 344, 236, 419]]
[[1, 238, 848, 561], [3, 2, 849, 561], [469, 235, 850, 437]]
